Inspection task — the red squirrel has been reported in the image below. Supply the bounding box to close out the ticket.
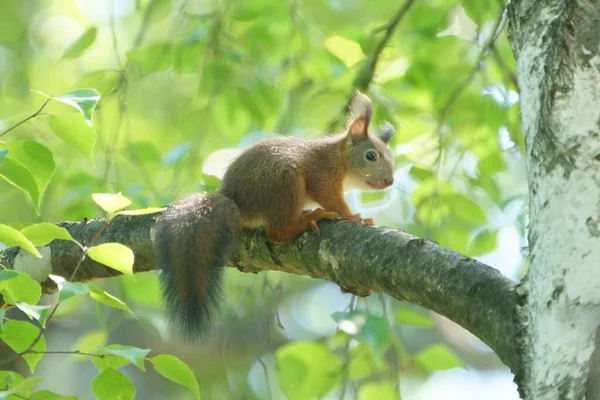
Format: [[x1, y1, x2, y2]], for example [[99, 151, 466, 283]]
[[155, 91, 396, 339]]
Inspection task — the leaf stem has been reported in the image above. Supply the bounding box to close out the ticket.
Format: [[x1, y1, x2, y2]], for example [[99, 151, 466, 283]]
[[29, 349, 107, 358], [0, 98, 52, 138]]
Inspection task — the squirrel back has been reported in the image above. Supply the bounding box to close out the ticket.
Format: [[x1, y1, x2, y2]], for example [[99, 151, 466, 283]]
[[155, 91, 396, 339]]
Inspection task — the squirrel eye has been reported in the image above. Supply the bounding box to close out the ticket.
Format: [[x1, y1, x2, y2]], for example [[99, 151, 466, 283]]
[[365, 151, 377, 161]]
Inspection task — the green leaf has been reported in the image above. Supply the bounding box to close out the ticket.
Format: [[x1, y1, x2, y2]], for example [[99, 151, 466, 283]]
[[414, 344, 464, 371], [92, 193, 132, 214], [127, 141, 162, 164], [478, 152, 506, 178], [396, 307, 434, 328], [435, 222, 472, 255], [461, 0, 501, 23], [361, 191, 385, 203], [0, 320, 46, 373], [232, 0, 272, 21], [323, 35, 366, 68], [1, 376, 41, 398], [71, 329, 107, 355], [150, 355, 200, 400], [6, 377, 41, 396], [61, 27, 97, 60], [412, 181, 455, 226], [126, 43, 173, 78], [0, 148, 7, 165], [409, 164, 433, 182], [357, 316, 392, 356], [46, 114, 96, 164], [21, 224, 76, 247], [98, 345, 150, 371], [30, 389, 78, 400], [92, 353, 131, 372], [117, 207, 166, 216], [120, 272, 161, 307], [0, 224, 40, 257], [333, 312, 392, 356], [0, 271, 36, 309], [88, 286, 136, 317], [358, 382, 398, 400], [275, 341, 342, 400], [15, 304, 52, 327], [347, 342, 385, 379], [4, 141, 55, 206], [91, 368, 135, 400], [446, 194, 487, 225], [0, 370, 24, 394], [58, 281, 89, 303], [88, 243, 134, 276], [467, 228, 499, 256], [75, 70, 122, 97], [40, 89, 101, 126], [0, 270, 17, 281], [0, 158, 41, 213], [200, 173, 221, 192]]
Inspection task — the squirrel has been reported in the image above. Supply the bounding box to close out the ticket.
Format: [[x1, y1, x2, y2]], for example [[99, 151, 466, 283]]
[[155, 91, 396, 340]]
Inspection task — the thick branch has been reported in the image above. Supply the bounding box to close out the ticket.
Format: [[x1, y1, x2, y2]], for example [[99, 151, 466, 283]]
[[1, 213, 519, 374]]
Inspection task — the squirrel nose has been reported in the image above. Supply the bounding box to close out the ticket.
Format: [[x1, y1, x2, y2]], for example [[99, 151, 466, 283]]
[[384, 177, 394, 187]]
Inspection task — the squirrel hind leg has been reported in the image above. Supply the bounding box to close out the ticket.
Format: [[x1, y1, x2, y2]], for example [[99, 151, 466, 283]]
[[266, 208, 339, 243]]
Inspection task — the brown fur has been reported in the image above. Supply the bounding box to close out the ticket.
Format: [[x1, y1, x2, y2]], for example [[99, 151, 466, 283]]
[[156, 91, 396, 339], [220, 90, 396, 243]]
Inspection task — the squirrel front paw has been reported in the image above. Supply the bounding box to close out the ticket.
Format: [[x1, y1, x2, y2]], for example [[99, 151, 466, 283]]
[[348, 213, 374, 225]]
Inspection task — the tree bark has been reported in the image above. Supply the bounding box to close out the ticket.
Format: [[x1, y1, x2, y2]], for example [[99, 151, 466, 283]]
[[509, 0, 600, 398], [1, 213, 520, 375]]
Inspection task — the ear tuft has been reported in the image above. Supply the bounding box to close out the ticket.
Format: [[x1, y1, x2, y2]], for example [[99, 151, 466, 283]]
[[346, 90, 373, 143], [376, 121, 396, 144]]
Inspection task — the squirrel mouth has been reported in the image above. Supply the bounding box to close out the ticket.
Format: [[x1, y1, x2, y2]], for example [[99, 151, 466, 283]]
[[366, 181, 389, 190]]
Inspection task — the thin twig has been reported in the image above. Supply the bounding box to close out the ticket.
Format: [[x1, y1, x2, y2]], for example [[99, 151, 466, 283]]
[[0, 99, 51, 138], [70, 219, 110, 281], [338, 295, 357, 400], [325, 0, 417, 132], [0, 304, 59, 368], [109, 0, 122, 67], [29, 350, 107, 358], [134, 0, 160, 48], [380, 294, 402, 394], [355, 0, 417, 92], [434, 6, 508, 176], [436, 8, 508, 129], [490, 44, 518, 88], [102, 0, 159, 188], [257, 357, 272, 400]]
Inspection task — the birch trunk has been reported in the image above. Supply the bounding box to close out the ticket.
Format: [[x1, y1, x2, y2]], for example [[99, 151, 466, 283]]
[[509, 1, 600, 398]]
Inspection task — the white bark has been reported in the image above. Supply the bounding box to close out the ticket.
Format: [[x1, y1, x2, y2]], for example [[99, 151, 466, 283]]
[[509, 0, 600, 398]]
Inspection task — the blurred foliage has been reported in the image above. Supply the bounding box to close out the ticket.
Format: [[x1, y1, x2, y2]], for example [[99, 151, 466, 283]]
[[0, 0, 527, 398]]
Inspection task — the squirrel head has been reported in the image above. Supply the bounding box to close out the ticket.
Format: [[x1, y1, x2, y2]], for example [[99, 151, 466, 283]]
[[343, 91, 396, 191]]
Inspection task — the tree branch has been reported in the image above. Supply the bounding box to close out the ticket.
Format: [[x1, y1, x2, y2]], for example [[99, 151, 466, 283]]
[[0, 213, 520, 375]]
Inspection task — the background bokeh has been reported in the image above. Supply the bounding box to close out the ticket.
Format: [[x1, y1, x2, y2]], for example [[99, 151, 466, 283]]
[[0, 0, 527, 398]]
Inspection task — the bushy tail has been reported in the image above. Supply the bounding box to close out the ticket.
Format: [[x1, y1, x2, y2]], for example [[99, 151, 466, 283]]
[[155, 192, 240, 340]]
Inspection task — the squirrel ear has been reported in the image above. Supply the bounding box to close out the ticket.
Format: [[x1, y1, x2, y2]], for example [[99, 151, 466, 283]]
[[376, 121, 396, 144], [346, 90, 373, 143]]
